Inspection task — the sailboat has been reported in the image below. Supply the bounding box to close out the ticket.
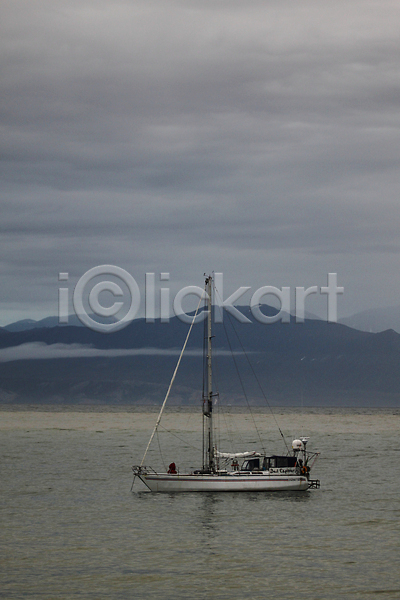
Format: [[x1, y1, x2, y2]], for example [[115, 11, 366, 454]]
[[132, 275, 320, 493]]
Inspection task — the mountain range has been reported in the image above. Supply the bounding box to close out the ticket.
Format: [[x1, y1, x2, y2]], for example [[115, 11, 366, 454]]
[[5, 303, 400, 334], [339, 305, 400, 334], [1, 305, 400, 407]]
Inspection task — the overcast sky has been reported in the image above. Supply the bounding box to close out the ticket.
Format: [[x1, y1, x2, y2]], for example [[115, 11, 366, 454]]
[[1, 0, 400, 326]]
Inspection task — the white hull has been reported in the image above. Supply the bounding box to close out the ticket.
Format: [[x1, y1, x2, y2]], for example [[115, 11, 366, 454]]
[[138, 473, 310, 493]]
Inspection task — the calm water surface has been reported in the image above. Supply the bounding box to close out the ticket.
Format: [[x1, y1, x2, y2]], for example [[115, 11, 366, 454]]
[[1, 407, 400, 599]]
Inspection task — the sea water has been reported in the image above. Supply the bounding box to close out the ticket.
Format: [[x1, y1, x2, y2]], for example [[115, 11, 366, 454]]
[[1, 406, 400, 600]]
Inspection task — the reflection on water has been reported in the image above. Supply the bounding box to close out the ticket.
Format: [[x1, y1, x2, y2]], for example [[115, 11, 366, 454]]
[[197, 493, 224, 532]]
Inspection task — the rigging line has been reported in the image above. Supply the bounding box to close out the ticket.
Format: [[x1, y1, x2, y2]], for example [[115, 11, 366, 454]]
[[221, 316, 266, 453], [214, 395, 223, 464], [139, 292, 205, 467], [211, 287, 244, 451], [158, 423, 202, 452], [224, 308, 290, 453], [213, 343, 245, 450], [219, 403, 241, 454], [156, 428, 167, 471], [202, 302, 207, 468], [213, 286, 266, 453], [210, 335, 223, 457], [202, 304, 206, 400]]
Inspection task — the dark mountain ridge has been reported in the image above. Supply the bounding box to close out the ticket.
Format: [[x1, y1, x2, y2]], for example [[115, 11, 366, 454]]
[[0, 306, 399, 407]]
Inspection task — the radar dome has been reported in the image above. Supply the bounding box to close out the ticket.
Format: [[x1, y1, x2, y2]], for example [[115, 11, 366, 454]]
[[292, 439, 304, 451]]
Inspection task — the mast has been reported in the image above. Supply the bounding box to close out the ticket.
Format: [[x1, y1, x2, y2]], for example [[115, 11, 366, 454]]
[[203, 275, 214, 472]]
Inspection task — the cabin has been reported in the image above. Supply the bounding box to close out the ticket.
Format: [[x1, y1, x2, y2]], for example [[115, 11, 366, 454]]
[[241, 455, 298, 472]]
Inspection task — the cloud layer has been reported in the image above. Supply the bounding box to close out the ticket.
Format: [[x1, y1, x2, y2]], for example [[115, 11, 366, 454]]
[[0, 342, 249, 362], [1, 0, 400, 324]]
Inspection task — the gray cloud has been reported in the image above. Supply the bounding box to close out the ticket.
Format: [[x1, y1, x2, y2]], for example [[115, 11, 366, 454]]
[[1, 0, 400, 324]]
